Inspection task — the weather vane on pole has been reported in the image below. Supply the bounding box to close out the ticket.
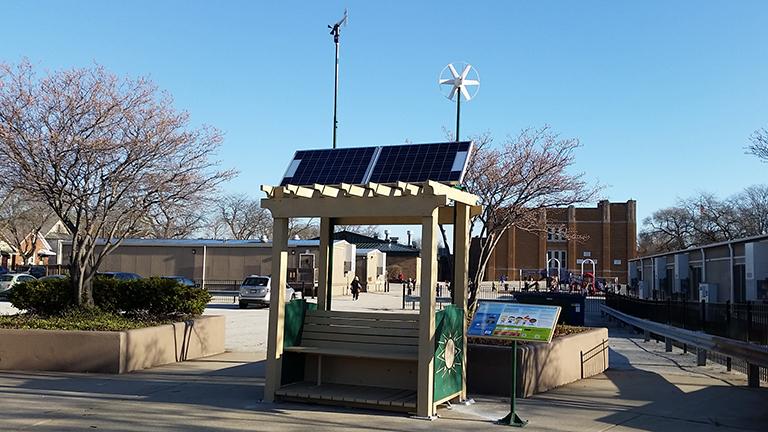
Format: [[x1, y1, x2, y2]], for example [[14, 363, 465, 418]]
[[329, 9, 348, 149], [439, 62, 480, 142]]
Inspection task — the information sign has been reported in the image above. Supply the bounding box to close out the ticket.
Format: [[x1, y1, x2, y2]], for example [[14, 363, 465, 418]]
[[468, 301, 561, 343]]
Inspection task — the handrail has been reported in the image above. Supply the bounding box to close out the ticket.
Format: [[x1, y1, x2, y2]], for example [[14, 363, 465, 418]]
[[601, 304, 768, 369]]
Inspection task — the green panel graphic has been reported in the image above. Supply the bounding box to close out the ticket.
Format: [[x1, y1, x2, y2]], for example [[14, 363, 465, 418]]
[[433, 304, 464, 402]]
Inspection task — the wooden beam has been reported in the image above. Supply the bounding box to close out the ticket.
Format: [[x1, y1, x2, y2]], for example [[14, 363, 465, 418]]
[[317, 217, 332, 311], [261, 185, 275, 197], [262, 195, 448, 219], [313, 184, 341, 198], [284, 184, 315, 198], [397, 181, 421, 196], [264, 217, 289, 403], [453, 203, 470, 400], [339, 183, 365, 197], [417, 207, 438, 418], [426, 180, 479, 206]]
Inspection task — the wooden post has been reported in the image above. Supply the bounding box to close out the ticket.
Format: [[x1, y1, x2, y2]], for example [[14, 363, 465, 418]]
[[453, 203, 470, 400], [417, 208, 438, 418], [317, 217, 332, 311], [264, 217, 289, 403]]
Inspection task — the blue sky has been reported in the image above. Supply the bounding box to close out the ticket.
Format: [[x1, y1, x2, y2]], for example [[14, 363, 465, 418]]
[[2, 1, 767, 235]]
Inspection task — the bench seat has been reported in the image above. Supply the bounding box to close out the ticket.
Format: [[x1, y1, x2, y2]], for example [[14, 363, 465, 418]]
[[283, 345, 416, 361]]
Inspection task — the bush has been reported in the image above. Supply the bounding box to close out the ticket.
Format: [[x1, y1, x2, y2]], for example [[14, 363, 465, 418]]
[[10, 277, 212, 319], [8, 278, 73, 316]]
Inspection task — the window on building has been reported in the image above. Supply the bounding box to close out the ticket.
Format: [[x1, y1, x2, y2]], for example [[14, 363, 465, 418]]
[[547, 250, 567, 268], [547, 226, 566, 242]]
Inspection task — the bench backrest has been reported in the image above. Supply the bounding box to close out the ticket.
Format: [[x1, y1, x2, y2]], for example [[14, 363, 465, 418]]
[[301, 310, 420, 356]]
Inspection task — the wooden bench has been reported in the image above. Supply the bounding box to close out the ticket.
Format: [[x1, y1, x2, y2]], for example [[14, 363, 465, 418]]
[[283, 310, 420, 361], [278, 310, 421, 410]]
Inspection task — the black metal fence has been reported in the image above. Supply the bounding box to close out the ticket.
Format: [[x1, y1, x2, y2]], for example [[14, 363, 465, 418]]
[[605, 294, 768, 346]]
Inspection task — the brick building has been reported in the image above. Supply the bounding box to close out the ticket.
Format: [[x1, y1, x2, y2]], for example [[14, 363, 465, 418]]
[[481, 200, 637, 283]]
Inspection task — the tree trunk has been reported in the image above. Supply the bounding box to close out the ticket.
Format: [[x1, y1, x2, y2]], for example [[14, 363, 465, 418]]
[[69, 259, 94, 307]]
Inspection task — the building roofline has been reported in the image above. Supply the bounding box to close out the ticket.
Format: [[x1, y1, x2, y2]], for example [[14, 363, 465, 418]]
[[630, 233, 768, 262]]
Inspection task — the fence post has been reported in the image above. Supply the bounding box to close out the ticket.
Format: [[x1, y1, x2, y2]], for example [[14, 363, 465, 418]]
[[725, 300, 731, 338], [700, 300, 706, 332], [402, 283, 406, 310], [681, 299, 686, 330], [666, 298, 672, 324], [746, 301, 752, 343]]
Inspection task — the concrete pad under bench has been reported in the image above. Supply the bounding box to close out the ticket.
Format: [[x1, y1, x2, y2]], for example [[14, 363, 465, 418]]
[[0, 315, 225, 373]]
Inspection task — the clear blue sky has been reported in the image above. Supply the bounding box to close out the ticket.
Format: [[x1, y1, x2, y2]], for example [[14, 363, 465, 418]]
[[2, 1, 767, 233]]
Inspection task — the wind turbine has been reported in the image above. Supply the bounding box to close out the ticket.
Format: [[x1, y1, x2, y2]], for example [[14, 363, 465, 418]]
[[439, 62, 480, 142]]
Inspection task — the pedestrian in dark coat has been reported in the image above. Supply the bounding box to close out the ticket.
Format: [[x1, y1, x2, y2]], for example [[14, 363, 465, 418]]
[[350, 276, 362, 300]]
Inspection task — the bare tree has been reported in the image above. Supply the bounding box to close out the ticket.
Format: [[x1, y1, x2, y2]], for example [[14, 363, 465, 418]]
[[0, 62, 234, 306], [0, 190, 53, 265], [639, 207, 695, 253], [465, 127, 599, 308], [732, 185, 768, 236], [747, 128, 768, 162], [137, 200, 208, 239], [211, 194, 271, 240], [639, 186, 768, 254], [289, 219, 320, 239]]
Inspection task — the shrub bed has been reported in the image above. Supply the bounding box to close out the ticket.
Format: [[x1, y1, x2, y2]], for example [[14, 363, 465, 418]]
[[468, 324, 589, 347], [0, 308, 170, 331], [7, 277, 211, 324]]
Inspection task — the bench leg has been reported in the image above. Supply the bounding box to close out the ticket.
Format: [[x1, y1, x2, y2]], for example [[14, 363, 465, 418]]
[[317, 356, 323, 386], [665, 337, 673, 352]]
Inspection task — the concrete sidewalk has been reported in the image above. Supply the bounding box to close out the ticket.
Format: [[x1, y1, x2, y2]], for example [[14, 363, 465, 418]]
[[1, 321, 766, 431]]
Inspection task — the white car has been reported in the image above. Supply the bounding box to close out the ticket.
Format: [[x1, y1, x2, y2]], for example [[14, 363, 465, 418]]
[[238, 275, 296, 309], [0, 273, 37, 299]]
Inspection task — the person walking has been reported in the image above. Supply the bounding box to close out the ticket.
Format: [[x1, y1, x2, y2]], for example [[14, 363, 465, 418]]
[[350, 276, 362, 301]]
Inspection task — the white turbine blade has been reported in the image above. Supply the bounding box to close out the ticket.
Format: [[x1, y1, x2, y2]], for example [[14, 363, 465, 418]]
[[463, 79, 480, 86], [460, 85, 471, 101], [439, 78, 455, 86], [461, 65, 471, 79], [448, 64, 459, 79], [448, 86, 458, 100]]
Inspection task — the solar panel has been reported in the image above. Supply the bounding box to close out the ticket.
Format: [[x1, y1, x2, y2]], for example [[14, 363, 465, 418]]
[[280, 141, 472, 186], [368, 142, 471, 184], [281, 147, 377, 186]]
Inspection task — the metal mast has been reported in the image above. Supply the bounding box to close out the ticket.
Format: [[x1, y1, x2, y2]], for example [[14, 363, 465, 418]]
[[329, 10, 348, 149]]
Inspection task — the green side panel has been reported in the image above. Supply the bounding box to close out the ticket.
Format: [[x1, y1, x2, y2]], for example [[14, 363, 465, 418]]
[[433, 304, 464, 402], [281, 300, 317, 385], [283, 299, 316, 348]]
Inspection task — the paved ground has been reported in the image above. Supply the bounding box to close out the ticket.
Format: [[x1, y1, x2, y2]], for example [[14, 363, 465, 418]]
[[1, 291, 767, 431]]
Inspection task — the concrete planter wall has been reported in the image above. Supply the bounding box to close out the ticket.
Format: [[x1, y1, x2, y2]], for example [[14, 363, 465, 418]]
[[0, 315, 225, 374], [467, 327, 609, 397]]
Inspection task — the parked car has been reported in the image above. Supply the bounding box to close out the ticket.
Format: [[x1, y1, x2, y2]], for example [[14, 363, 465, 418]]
[[161, 276, 197, 287], [0, 273, 37, 299], [97, 272, 142, 281], [15, 265, 46, 279], [238, 275, 296, 309]]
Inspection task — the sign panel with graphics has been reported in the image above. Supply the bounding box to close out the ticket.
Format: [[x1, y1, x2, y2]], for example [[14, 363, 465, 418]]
[[468, 301, 561, 343]]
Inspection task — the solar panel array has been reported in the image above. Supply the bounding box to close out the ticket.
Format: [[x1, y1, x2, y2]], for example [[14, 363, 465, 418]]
[[280, 141, 472, 186], [369, 142, 470, 183], [281, 147, 375, 186]]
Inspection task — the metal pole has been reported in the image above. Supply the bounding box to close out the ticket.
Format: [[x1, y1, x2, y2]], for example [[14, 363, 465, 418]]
[[456, 93, 461, 141], [201, 245, 207, 291], [498, 340, 528, 427], [332, 39, 340, 149]]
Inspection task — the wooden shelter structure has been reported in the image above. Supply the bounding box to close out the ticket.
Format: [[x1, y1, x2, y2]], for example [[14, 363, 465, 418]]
[[261, 180, 480, 418]]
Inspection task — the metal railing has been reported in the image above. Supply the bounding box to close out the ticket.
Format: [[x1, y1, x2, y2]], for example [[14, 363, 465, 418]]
[[605, 294, 768, 346], [601, 302, 768, 387]]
